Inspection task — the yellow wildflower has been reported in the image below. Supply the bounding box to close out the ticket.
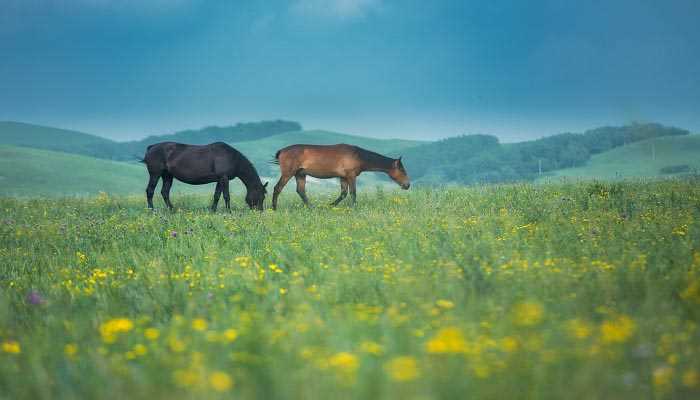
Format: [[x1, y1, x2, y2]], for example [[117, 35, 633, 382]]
[[144, 328, 160, 341], [192, 318, 208, 332], [600, 315, 635, 344], [681, 280, 700, 304], [359, 340, 384, 355], [223, 329, 239, 342], [682, 369, 699, 388], [425, 327, 468, 354], [328, 352, 359, 374], [384, 356, 420, 382], [500, 336, 519, 353], [64, 343, 78, 358], [173, 369, 199, 387], [133, 344, 147, 356], [169, 337, 186, 352], [99, 318, 134, 343], [2, 340, 21, 354], [653, 365, 674, 388], [209, 371, 233, 392], [565, 319, 592, 340], [512, 302, 544, 327], [436, 299, 455, 309]]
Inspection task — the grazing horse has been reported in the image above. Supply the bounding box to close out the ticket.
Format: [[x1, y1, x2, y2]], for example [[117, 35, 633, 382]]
[[142, 142, 268, 211], [271, 144, 410, 209]]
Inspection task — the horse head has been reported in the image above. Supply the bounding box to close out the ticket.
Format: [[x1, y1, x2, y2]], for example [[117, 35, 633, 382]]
[[246, 181, 268, 210], [388, 156, 411, 190]]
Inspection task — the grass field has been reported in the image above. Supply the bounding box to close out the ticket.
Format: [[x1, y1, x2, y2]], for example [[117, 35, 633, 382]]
[[0, 145, 147, 197], [0, 145, 218, 198], [540, 135, 700, 182], [1, 181, 699, 399]]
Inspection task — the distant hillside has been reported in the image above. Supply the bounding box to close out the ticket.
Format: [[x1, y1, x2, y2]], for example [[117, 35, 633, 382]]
[[0, 120, 304, 161], [0, 121, 119, 159], [115, 120, 303, 160], [231, 130, 425, 176], [0, 145, 213, 197], [539, 134, 700, 181], [401, 123, 690, 184]]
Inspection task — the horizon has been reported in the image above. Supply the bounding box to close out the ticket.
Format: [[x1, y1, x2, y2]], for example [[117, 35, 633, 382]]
[[3, 118, 696, 145], [2, 1, 699, 142]]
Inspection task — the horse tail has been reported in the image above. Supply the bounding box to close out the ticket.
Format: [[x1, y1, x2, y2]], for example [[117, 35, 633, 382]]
[[269, 150, 281, 165]]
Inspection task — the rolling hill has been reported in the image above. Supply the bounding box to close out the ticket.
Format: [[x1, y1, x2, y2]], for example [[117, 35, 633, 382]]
[[400, 123, 690, 184], [1, 120, 697, 197], [0, 127, 421, 197], [0, 145, 145, 197], [538, 134, 700, 181], [0, 121, 119, 159], [0, 145, 220, 197]]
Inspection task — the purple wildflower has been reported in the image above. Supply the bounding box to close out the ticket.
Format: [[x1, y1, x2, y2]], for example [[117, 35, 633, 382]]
[[26, 291, 45, 305], [171, 230, 178, 238]]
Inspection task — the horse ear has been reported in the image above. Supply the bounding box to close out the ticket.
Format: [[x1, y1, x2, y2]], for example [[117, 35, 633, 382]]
[[263, 182, 269, 188]]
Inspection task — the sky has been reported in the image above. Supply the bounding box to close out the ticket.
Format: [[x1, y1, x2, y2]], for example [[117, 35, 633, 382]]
[[1, 0, 699, 142]]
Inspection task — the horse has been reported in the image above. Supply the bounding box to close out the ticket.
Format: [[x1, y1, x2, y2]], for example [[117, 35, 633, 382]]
[[271, 144, 410, 209], [141, 142, 268, 211]]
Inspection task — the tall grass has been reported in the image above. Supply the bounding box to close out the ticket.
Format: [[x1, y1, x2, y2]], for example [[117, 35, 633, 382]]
[[1, 181, 699, 399]]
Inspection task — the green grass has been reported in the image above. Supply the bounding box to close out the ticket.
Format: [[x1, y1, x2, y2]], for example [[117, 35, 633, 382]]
[[1, 180, 699, 399], [0, 145, 217, 197], [539, 134, 700, 182]]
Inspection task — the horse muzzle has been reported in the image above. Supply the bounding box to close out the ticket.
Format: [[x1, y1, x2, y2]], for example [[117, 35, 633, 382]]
[[401, 183, 411, 190]]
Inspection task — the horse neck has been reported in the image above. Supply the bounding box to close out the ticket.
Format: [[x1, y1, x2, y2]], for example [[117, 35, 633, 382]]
[[361, 152, 394, 173], [238, 162, 263, 191]]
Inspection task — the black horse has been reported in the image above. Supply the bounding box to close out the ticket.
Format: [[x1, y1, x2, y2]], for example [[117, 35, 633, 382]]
[[142, 142, 267, 211]]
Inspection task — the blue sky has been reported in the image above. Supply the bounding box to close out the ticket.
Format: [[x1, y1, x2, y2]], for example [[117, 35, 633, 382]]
[[1, 0, 699, 141]]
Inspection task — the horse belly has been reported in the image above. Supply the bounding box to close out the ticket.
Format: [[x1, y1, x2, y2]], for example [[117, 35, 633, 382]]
[[168, 161, 219, 185]]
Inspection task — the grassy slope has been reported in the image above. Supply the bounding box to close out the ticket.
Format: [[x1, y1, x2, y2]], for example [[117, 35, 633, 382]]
[[0, 121, 117, 157], [539, 134, 700, 181], [0, 146, 217, 197]]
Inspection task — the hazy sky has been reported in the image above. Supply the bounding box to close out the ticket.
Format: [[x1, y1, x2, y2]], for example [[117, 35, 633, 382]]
[[1, 0, 699, 141]]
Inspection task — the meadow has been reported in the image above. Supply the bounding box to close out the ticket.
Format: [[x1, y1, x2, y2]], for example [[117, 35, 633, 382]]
[[1, 181, 699, 399]]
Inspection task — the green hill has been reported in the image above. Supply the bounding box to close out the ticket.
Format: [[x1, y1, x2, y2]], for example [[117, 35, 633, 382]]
[[0, 121, 119, 159], [538, 134, 700, 181], [116, 120, 303, 160], [0, 145, 219, 197], [401, 123, 690, 184]]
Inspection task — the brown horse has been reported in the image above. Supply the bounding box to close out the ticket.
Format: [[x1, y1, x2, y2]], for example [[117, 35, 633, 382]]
[[142, 142, 268, 211], [271, 144, 410, 209]]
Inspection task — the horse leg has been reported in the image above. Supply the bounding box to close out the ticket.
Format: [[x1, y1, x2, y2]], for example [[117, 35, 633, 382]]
[[211, 181, 223, 212], [331, 178, 348, 206], [221, 177, 231, 211], [272, 174, 292, 210], [146, 173, 160, 209], [160, 172, 174, 210], [348, 175, 358, 206], [295, 174, 310, 206]]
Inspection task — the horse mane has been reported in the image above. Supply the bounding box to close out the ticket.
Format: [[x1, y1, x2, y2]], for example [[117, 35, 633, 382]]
[[353, 146, 395, 170], [230, 146, 265, 190]]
